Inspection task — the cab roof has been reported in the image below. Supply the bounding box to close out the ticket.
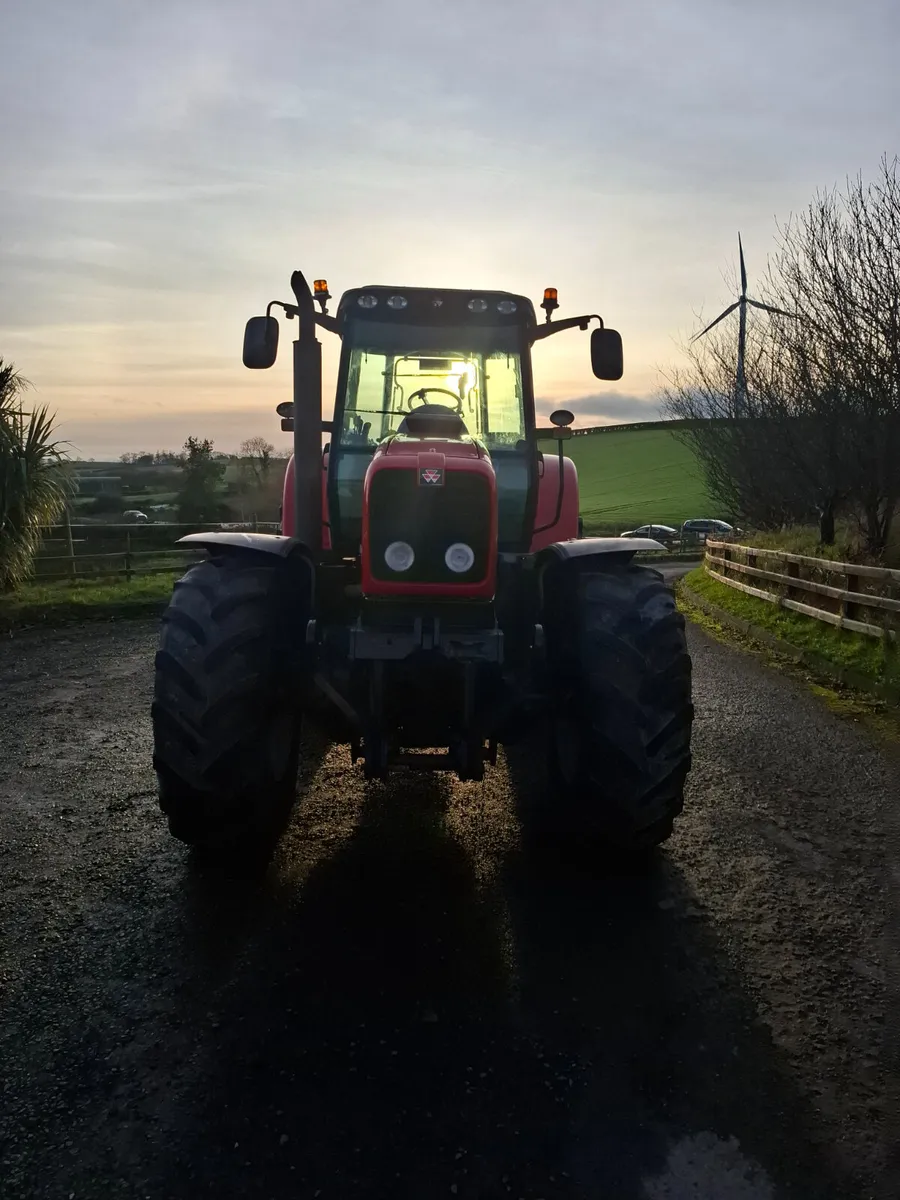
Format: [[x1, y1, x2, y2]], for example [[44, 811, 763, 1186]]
[[336, 285, 537, 328]]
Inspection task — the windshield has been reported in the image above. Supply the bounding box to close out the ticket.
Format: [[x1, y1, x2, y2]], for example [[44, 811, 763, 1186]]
[[338, 344, 526, 451]]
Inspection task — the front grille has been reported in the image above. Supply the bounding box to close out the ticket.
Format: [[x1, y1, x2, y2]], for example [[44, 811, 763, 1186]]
[[368, 469, 491, 583]]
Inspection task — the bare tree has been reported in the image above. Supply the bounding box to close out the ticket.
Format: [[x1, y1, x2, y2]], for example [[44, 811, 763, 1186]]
[[238, 436, 275, 491], [664, 156, 900, 553], [662, 323, 819, 532], [760, 156, 900, 553]]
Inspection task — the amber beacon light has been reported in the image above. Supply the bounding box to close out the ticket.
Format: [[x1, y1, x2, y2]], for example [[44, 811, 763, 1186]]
[[313, 279, 331, 313], [541, 287, 559, 322]]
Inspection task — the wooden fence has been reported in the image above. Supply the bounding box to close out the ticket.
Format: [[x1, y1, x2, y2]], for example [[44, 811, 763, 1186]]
[[33, 519, 701, 584], [33, 521, 280, 583], [705, 540, 900, 641]]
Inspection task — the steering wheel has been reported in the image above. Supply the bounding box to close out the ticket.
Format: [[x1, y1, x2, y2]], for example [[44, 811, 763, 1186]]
[[408, 387, 462, 413]]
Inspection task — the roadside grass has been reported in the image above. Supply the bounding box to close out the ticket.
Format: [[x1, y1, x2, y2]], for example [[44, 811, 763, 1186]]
[[679, 580, 900, 744], [682, 565, 898, 686], [735, 523, 900, 570], [0, 573, 178, 632]]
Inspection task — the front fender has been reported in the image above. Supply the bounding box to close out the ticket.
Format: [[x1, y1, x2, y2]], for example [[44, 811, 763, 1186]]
[[176, 531, 316, 610], [536, 536, 665, 567], [177, 531, 312, 559]]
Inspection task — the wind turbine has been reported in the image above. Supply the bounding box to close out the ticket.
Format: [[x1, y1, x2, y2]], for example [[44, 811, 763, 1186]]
[[692, 234, 791, 416]]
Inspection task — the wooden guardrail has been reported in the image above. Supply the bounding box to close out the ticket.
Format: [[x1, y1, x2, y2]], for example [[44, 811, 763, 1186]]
[[705, 540, 900, 641], [33, 541, 207, 582], [33, 522, 280, 582]]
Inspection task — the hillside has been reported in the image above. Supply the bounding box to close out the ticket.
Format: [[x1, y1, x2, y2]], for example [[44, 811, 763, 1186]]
[[540, 424, 714, 531], [70, 425, 713, 532]]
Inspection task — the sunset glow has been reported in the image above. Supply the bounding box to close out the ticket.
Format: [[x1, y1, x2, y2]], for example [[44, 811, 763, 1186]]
[[2, 0, 896, 458]]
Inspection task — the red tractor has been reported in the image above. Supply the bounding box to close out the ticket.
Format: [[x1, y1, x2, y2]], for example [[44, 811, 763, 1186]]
[[152, 272, 693, 855]]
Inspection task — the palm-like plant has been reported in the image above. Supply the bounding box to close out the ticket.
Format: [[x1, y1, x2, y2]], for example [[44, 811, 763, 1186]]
[[0, 359, 74, 591]]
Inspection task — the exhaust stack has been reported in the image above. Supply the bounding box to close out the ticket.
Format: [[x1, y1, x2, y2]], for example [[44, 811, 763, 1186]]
[[289, 270, 324, 551]]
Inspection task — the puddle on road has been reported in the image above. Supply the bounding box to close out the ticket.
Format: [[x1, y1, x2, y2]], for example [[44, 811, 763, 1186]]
[[641, 1132, 776, 1199]]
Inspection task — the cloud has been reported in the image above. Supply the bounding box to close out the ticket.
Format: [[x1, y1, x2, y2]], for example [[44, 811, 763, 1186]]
[[62, 390, 669, 458], [3, 0, 898, 452], [537, 391, 664, 426], [57, 408, 293, 459]]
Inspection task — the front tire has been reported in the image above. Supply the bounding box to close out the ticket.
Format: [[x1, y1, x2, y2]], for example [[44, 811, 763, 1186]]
[[537, 558, 693, 851], [151, 552, 310, 856]]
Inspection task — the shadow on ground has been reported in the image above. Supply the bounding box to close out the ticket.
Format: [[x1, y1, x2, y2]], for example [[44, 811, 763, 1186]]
[[0, 733, 858, 1200]]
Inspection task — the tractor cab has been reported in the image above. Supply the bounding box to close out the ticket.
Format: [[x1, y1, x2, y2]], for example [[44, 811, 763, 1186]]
[[328, 286, 537, 555]]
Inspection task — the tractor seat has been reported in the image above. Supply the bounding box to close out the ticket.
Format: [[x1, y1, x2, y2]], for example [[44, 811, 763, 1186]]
[[397, 404, 468, 438]]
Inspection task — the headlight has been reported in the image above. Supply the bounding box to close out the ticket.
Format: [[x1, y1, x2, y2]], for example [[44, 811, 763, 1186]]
[[384, 541, 415, 572], [445, 543, 475, 573]]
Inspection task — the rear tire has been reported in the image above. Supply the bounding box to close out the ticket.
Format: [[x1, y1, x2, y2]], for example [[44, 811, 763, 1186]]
[[536, 558, 693, 852], [151, 552, 310, 857]]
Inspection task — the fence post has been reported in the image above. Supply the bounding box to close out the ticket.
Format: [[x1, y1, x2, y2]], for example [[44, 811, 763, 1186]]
[[63, 507, 76, 578], [843, 573, 860, 625], [125, 531, 133, 582], [786, 560, 800, 602]]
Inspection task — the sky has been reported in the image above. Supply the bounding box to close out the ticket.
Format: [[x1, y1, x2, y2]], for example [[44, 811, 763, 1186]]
[[1, 0, 897, 460]]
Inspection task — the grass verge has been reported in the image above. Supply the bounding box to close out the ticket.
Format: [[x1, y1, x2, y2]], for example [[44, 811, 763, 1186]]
[[0, 574, 177, 634], [684, 566, 899, 687], [678, 567, 900, 740]]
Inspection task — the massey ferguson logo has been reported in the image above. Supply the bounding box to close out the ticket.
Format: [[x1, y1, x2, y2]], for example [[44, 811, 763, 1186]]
[[419, 467, 444, 486]]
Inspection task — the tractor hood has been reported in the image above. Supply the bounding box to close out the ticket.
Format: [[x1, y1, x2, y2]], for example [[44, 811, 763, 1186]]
[[377, 434, 487, 462]]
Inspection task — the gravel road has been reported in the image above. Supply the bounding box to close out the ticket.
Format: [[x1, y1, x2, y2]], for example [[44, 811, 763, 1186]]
[[0, 615, 889, 1200]]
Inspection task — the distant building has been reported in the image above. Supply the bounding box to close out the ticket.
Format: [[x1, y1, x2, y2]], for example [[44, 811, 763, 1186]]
[[75, 473, 122, 496]]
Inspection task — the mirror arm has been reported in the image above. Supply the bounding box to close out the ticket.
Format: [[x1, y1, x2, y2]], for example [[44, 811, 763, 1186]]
[[265, 299, 292, 320], [264, 299, 340, 337], [529, 313, 603, 343]]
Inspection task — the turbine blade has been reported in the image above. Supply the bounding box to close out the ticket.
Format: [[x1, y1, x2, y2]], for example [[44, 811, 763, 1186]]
[[738, 233, 747, 297], [746, 297, 795, 318], [691, 300, 741, 341]]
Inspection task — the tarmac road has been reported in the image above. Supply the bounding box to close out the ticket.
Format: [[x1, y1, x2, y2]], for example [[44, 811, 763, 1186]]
[[0, 612, 889, 1200]]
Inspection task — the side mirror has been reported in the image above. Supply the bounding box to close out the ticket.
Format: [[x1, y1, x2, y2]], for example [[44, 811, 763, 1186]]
[[591, 327, 623, 380], [243, 315, 279, 369]]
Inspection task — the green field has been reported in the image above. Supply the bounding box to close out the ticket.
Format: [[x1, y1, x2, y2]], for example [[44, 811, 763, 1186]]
[[540, 425, 714, 531]]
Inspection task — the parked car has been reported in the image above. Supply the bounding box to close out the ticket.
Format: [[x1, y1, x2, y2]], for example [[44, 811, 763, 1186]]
[[121, 510, 149, 523], [681, 518, 734, 543], [619, 524, 680, 544]]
